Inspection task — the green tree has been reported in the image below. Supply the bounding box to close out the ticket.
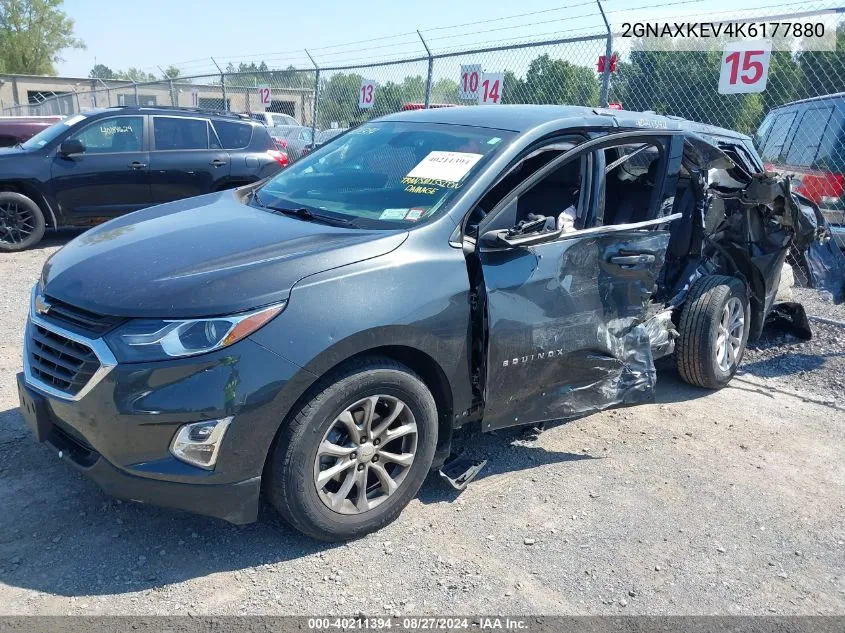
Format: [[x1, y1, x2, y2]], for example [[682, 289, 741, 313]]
[[119, 67, 157, 83], [797, 25, 845, 99], [161, 65, 181, 79], [0, 0, 84, 74], [503, 54, 599, 106], [89, 63, 117, 79]]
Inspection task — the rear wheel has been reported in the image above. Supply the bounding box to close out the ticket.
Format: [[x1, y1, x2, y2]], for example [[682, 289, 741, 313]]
[[265, 358, 437, 541], [0, 192, 45, 252], [675, 275, 750, 389]]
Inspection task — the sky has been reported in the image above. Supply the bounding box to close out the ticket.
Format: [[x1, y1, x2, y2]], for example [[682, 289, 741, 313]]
[[56, 0, 821, 79]]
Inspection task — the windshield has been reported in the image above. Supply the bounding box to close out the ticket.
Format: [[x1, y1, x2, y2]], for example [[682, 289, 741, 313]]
[[21, 113, 87, 149], [256, 121, 513, 227]]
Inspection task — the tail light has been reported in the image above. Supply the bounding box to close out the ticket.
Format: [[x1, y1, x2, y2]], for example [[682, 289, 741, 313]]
[[266, 149, 289, 168], [793, 171, 844, 206], [272, 137, 288, 149]]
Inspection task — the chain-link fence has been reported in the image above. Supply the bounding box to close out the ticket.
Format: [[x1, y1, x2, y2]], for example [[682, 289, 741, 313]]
[[2, 2, 844, 256]]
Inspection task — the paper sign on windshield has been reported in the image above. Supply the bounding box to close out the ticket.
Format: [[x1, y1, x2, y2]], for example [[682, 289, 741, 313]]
[[406, 151, 483, 183]]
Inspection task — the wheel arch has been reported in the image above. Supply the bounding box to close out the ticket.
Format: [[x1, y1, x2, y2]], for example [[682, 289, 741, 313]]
[[0, 180, 57, 229], [262, 343, 457, 480], [717, 245, 767, 341]]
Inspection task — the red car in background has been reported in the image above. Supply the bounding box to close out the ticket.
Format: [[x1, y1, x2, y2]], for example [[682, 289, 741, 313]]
[[0, 116, 63, 147]]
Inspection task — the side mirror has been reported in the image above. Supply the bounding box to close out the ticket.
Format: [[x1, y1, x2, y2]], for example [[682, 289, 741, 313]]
[[481, 227, 563, 249], [59, 139, 84, 156]]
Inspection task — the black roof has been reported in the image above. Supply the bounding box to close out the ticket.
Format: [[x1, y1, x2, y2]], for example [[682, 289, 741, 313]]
[[765, 92, 845, 110], [92, 105, 255, 121], [381, 104, 750, 141]]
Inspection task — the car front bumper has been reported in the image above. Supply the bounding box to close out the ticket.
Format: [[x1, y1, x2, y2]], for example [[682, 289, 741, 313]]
[[17, 319, 309, 524]]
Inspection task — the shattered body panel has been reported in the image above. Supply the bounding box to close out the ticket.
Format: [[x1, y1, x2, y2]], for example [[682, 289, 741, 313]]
[[480, 232, 668, 429], [473, 128, 844, 429]]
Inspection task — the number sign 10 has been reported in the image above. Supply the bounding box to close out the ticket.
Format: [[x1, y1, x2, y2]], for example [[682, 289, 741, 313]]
[[460, 64, 482, 99]]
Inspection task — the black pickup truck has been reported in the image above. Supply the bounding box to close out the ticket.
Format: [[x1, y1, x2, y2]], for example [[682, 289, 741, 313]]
[[17, 105, 844, 541]]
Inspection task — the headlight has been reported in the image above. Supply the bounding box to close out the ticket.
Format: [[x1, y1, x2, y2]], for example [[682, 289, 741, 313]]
[[105, 302, 285, 362]]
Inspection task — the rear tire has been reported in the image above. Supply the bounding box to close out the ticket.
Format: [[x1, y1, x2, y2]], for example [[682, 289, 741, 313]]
[[265, 357, 437, 541], [675, 275, 749, 389], [0, 192, 45, 252]]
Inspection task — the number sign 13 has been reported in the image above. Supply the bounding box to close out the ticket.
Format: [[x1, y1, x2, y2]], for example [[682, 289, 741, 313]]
[[718, 41, 772, 94], [359, 79, 376, 109]]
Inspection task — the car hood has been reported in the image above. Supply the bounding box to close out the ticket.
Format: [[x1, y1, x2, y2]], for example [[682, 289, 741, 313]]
[[41, 190, 408, 318]]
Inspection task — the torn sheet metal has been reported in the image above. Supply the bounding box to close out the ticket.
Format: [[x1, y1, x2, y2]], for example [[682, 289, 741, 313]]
[[479, 231, 668, 430]]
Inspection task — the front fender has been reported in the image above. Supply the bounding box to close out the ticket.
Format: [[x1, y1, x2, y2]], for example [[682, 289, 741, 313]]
[[249, 242, 475, 416]]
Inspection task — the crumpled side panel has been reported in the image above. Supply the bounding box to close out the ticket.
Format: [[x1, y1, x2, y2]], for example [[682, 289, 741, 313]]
[[480, 231, 668, 430]]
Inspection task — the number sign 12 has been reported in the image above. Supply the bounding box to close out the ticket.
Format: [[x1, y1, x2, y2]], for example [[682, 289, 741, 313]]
[[478, 73, 504, 105], [258, 84, 272, 106], [359, 79, 376, 109], [718, 41, 772, 94]]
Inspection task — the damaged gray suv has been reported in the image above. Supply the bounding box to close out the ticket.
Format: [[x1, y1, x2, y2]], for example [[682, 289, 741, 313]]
[[18, 105, 845, 541]]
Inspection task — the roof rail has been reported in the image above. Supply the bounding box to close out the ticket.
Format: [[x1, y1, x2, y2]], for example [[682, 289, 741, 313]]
[[108, 105, 252, 120]]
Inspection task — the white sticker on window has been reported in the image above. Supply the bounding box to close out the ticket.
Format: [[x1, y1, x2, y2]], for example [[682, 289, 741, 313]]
[[380, 208, 409, 220], [406, 151, 483, 183]]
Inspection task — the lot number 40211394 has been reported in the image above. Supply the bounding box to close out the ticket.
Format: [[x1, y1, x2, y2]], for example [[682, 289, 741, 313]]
[[718, 41, 772, 94]]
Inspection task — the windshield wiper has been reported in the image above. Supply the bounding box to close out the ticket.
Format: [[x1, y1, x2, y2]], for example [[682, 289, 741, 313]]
[[249, 189, 354, 227], [268, 206, 353, 227]]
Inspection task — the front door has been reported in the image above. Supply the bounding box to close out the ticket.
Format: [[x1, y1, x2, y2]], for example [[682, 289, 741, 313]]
[[477, 132, 679, 430], [148, 115, 231, 203], [51, 115, 151, 219]]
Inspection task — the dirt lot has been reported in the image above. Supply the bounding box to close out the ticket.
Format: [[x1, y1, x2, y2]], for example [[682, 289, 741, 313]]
[[1, 232, 844, 615]]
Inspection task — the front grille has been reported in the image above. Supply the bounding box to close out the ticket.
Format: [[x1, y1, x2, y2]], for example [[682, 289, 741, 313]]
[[42, 295, 123, 336], [28, 325, 101, 396]]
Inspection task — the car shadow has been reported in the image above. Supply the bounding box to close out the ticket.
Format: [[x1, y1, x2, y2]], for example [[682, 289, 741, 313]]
[[0, 358, 801, 598], [0, 400, 604, 599], [29, 228, 86, 250]]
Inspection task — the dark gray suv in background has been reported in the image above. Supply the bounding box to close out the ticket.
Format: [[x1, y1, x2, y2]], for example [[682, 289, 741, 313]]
[[16, 105, 844, 541]]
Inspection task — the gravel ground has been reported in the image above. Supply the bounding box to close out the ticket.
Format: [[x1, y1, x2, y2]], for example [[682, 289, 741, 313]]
[[0, 234, 843, 616]]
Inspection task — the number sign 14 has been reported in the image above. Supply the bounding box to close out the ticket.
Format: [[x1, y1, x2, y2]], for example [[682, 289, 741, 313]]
[[478, 73, 504, 105], [359, 79, 376, 109], [718, 41, 772, 94]]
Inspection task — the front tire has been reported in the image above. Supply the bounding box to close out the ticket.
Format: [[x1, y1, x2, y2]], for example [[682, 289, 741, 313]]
[[0, 191, 46, 252], [675, 275, 750, 389], [265, 358, 437, 541]]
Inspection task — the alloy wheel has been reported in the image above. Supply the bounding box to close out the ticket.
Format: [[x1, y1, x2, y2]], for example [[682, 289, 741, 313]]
[[0, 201, 36, 246], [313, 395, 418, 515], [715, 296, 744, 372]]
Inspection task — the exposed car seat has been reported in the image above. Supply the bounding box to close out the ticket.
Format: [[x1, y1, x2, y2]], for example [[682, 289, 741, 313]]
[[604, 160, 658, 225], [516, 160, 581, 226]]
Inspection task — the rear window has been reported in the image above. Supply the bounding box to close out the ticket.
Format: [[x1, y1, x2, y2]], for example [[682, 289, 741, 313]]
[[759, 110, 796, 163], [153, 117, 209, 150], [785, 106, 834, 168], [212, 120, 253, 149]]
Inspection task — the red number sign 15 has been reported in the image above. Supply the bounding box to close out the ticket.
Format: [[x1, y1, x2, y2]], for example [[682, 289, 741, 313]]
[[718, 43, 771, 94], [724, 50, 765, 85]]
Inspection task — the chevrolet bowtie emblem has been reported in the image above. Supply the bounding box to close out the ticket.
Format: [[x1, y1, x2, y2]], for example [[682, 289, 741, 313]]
[[34, 294, 51, 315]]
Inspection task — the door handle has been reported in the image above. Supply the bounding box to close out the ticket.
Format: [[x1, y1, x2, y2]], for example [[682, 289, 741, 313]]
[[609, 254, 655, 266], [210, 159, 227, 167], [128, 161, 147, 170]]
